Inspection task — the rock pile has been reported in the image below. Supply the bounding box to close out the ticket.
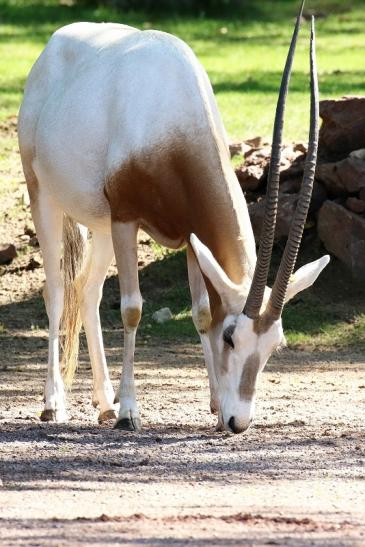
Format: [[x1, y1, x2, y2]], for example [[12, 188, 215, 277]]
[[231, 96, 365, 281]]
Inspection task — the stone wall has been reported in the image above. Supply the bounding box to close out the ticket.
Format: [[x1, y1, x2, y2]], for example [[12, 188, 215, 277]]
[[231, 96, 365, 281]]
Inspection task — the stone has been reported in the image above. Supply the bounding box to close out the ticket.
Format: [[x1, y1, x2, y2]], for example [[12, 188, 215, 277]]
[[229, 141, 251, 157], [235, 141, 307, 193], [229, 142, 243, 157], [248, 193, 298, 242], [236, 163, 265, 191], [280, 160, 304, 182], [317, 200, 365, 281], [280, 179, 301, 194], [245, 136, 266, 148], [293, 142, 307, 154], [29, 236, 39, 247], [319, 97, 365, 161], [152, 307, 173, 324], [0, 244, 17, 265], [24, 225, 36, 237], [244, 144, 271, 161], [349, 148, 365, 161], [25, 257, 41, 271], [315, 155, 365, 195], [310, 182, 327, 214], [345, 197, 365, 214]]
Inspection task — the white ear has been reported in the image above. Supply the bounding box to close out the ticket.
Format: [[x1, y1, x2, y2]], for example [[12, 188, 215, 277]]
[[285, 255, 330, 303], [190, 234, 245, 312]]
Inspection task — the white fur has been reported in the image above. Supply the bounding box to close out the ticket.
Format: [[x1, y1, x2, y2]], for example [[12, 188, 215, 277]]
[[211, 314, 283, 431], [192, 237, 328, 433], [121, 293, 143, 314], [190, 233, 247, 313], [19, 22, 329, 432], [285, 256, 330, 303], [35, 190, 67, 422], [19, 23, 228, 233], [78, 232, 115, 414]]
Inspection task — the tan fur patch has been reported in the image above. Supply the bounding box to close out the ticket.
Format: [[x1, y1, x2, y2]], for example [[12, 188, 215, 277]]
[[253, 314, 275, 335], [122, 307, 141, 329], [27, 178, 38, 202], [104, 136, 253, 325], [239, 351, 260, 400], [195, 307, 212, 334], [24, 170, 39, 204], [221, 347, 230, 374]]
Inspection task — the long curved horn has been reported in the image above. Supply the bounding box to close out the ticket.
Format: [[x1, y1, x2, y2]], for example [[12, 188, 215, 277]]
[[243, 0, 305, 319], [267, 16, 319, 320]]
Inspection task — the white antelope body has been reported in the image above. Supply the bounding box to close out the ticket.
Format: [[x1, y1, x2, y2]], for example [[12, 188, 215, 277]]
[[18, 1, 329, 433]]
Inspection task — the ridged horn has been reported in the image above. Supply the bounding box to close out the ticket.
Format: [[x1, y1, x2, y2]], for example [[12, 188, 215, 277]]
[[243, 0, 305, 319], [267, 16, 319, 320]]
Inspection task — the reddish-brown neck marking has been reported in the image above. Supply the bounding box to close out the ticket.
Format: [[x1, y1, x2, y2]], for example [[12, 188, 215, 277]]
[[105, 136, 255, 323]]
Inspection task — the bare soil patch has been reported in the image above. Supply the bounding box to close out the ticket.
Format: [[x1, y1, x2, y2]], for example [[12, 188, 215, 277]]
[[1, 337, 365, 545], [1, 125, 364, 546]]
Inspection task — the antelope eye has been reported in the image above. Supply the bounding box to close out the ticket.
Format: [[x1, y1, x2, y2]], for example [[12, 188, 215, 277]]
[[223, 325, 235, 349]]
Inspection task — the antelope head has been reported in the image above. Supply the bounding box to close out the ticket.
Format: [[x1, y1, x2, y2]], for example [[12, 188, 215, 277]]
[[191, 7, 329, 433]]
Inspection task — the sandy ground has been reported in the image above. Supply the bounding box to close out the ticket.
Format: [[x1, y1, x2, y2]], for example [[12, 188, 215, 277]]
[[1, 339, 365, 546], [1, 122, 365, 545]]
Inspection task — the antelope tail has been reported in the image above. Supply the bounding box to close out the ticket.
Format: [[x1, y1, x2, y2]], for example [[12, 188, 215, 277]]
[[60, 215, 88, 387]]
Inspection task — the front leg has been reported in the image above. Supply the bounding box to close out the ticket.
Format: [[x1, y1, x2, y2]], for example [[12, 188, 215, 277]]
[[111, 221, 142, 431], [186, 244, 220, 418]]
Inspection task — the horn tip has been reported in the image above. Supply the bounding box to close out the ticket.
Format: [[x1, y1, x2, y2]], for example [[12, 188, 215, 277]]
[[321, 254, 331, 267]]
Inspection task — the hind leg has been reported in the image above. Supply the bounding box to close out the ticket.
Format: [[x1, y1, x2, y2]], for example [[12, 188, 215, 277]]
[[29, 184, 67, 422], [77, 231, 116, 423]]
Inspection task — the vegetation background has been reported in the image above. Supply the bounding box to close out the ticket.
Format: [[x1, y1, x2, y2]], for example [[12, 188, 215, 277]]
[[0, 0, 364, 351]]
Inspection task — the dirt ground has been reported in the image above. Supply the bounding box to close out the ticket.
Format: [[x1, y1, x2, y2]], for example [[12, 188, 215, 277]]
[[1, 257, 365, 547], [1, 340, 365, 546], [1, 125, 365, 545]]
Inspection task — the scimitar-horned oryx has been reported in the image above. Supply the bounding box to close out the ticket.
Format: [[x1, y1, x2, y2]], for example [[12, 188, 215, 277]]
[[18, 1, 328, 434]]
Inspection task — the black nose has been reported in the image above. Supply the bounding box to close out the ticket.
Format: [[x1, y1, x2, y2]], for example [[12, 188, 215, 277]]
[[228, 416, 251, 434], [228, 416, 240, 434]]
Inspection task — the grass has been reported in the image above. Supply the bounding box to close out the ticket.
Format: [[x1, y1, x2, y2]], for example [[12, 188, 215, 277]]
[[0, 0, 365, 139], [98, 237, 365, 352], [0, 0, 364, 352]]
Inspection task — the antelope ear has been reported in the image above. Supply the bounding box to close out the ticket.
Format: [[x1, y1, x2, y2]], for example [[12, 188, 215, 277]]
[[190, 234, 245, 312], [284, 255, 330, 303]]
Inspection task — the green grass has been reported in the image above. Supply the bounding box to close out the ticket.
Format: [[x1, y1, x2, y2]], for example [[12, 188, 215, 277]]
[[1, 0, 365, 351], [99, 240, 365, 351], [0, 0, 365, 139]]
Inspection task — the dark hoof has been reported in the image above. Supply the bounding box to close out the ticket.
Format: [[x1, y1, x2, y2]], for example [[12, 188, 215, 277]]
[[113, 394, 120, 404], [92, 399, 98, 409], [114, 416, 141, 431], [98, 409, 117, 424], [40, 409, 56, 422]]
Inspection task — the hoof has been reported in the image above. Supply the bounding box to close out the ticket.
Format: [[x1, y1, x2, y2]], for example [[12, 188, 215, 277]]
[[114, 416, 141, 431], [40, 409, 67, 423], [92, 399, 98, 409], [98, 409, 117, 424], [113, 393, 120, 404], [215, 415, 225, 432], [40, 409, 56, 422]]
